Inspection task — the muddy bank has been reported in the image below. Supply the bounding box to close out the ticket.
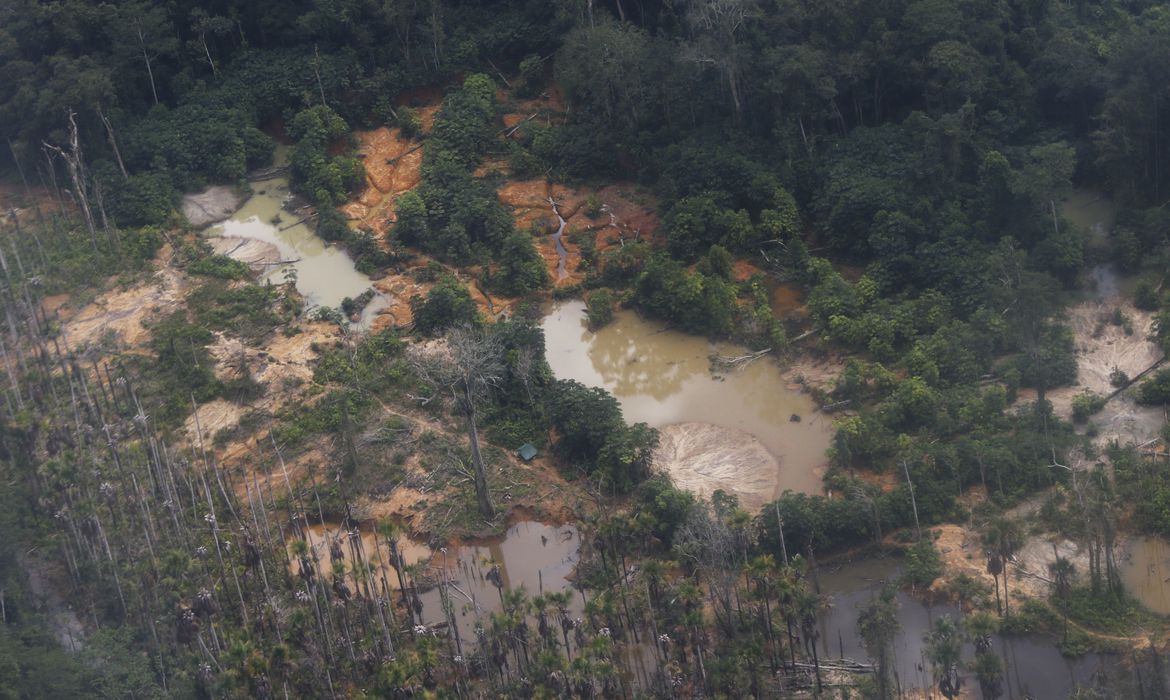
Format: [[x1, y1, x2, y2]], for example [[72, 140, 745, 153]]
[[653, 423, 780, 511], [182, 186, 244, 229]]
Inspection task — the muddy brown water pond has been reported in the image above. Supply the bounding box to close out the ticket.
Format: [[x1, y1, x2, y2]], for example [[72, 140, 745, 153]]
[[1121, 536, 1170, 615], [289, 521, 581, 632], [818, 557, 1126, 697], [207, 146, 389, 327], [289, 521, 1136, 692], [541, 300, 834, 497]]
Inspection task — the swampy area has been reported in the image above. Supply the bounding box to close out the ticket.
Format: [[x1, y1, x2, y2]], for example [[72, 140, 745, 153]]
[[9, 3, 1170, 698]]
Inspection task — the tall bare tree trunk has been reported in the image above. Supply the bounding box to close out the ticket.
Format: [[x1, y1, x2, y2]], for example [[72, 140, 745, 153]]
[[138, 27, 160, 105], [465, 391, 495, 519], [97, 106, 129, 180]]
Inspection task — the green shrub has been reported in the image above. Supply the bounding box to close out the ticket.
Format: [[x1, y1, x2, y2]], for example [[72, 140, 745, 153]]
[[1135, 278, 1161, 311], [1070, 392, 1107, 423], [410, 275, 481, 336], [585, 288, 616, 329], [1137, 368, 1170, 405], [902, 539, 943, 589]]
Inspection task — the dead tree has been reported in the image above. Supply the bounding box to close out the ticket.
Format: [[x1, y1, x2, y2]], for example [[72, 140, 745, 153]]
[[412, 327, 504, 519], [42, 110, 99, 252]]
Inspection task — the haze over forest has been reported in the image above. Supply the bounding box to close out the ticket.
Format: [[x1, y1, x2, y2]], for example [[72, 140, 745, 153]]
[[5, 1, 1170, 697]]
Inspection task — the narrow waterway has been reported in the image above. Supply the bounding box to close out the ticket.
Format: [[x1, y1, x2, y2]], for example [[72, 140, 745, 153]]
[[541, 300, 833, 497], [206, 145, 389, 327]]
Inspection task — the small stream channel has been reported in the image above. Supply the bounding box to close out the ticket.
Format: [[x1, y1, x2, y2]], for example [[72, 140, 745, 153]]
[[206, 145, 389, 328]]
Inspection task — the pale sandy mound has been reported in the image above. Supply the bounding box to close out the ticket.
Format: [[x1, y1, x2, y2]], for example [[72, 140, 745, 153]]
[[61, 262, 186, 349], [182, 186, 244, 228], [653, 422, 779, 512], [930, 523, 1089, 603], [185, 398, 245, 446], [209, 236, 282, 272], [1024, 290, 1164, 444]]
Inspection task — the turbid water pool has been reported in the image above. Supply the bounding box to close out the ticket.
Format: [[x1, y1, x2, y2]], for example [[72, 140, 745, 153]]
[[541, 301, 834, 499], [207, 146, 389, 326]]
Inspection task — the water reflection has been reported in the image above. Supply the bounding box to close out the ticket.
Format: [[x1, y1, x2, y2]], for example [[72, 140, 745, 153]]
[[1121, 536, 1170, 615], [818, 557, 1119, 696], [542, 301, 833, 495]]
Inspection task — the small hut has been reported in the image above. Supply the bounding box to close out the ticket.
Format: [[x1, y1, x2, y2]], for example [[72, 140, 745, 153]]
[[517, 443, 538, 462]]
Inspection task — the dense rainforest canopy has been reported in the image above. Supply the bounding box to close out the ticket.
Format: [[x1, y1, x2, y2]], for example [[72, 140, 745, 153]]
[[4, 0, 1170, 697]]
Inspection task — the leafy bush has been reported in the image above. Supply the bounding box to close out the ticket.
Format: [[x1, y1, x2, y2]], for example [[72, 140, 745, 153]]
[[1070, 392, 1107, 423], [188, 254, 251, 280], [902, 539, 943, 589], [1137, 369, 1170, 405], [634, 254, 737, 337], [486, 231, 548, 297], [585, 288, 616, 329], [409, 275, 481, 336]]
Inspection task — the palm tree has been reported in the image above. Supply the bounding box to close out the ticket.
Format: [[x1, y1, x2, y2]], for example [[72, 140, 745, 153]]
[[983, 517, 1023, 618], [924, 615, 964, 699], [858, 584, 900, 700], [795, 588, 826, 693]]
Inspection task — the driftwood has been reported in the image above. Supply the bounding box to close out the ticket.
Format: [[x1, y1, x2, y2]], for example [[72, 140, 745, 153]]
[[1105, 357, 1166, 402], [386, 143, 425, 165], [279, 213, 317, 231], [819, 399, 851, 413], [711, 348, 771, 371], [501, 113, 538, 138], [248, 164, 290, 181]]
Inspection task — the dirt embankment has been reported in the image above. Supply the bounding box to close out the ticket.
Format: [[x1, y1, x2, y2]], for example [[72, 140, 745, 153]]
[[929, 523, 1091, 605], [341, 126, 426, 238], [496, 179, 659, 288]]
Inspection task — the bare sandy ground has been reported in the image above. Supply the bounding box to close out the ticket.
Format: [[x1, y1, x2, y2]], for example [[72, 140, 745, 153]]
[[182, 186, 244, 228], [652, 422, 780, 512]]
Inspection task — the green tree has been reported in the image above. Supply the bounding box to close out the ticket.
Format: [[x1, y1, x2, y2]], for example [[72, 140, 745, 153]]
[[924, 615, 964, 699], [409, 275, 480, 336]]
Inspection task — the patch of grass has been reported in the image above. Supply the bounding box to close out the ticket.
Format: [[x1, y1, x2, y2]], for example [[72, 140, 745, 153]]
[[1055, 586, 1150, 636]]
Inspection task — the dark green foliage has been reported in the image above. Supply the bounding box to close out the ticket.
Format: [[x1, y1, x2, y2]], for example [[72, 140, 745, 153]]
[[187, 283, 281, 344], [664, 195, 753, 261], [548, 379, 657, 493], [1071, 392, 1107, 423], [145, 310, 221, 425], [1013, 324, 1078, 392], [1134, 279, 1161, 311], [390, 190, 428, 247], [903, 539, 943, 589], [585, 288, 616, 329], [409, 275, 480, 336], [187, 254, 250, 280], [486, 231, 548, 297], [427, 73, 497, 168], [105, 171, 176, 227], [1136, 369, 1170, 406], [634, 254, 737, 337], [289, 105, 364, 208]]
